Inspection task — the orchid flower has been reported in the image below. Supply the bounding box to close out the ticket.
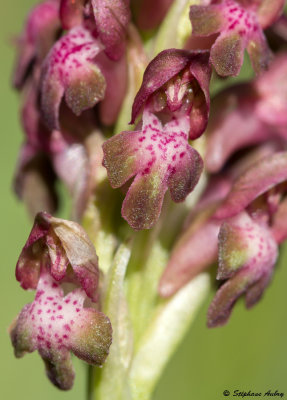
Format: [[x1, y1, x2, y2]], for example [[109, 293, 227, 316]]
[[190, 0, 285, 76], [40, 26, 106, 130], [205, 53, 287, 173], [103, 49, 211, 230], [10, 272, 112, 390], [208, 152, 287, 327]]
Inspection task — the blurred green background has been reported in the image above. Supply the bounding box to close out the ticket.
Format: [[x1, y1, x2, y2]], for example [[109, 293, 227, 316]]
[[1, 1, 287, 399]]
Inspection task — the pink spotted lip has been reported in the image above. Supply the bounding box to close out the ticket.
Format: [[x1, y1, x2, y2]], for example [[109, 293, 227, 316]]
[[131, 111, 191, 177], [11, 271, 112, 390], [221, 0, 259, 39], [27, 273, 85, 353], [41, 26, 106, 130]]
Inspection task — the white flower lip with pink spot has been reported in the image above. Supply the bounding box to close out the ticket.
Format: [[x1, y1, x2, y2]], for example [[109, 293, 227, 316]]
[[10, 272, 112, 390]]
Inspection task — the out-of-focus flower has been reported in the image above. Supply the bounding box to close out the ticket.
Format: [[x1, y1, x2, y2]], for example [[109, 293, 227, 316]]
[[60, 0, 131, 60], [40, 26, 106, 130], [10, 271, 112, 390], [208, 210, 278, 327], [13, 143, 58, 216], [159, 176, 230, 297], [16, 212, 99, 302], [208, 152, 287, 327], [103, 49, 211, 229], [159, 144, 285, 298], [205, 53, 287, 173], [189, 0, 285, 76], [13, 0, 60, 89]]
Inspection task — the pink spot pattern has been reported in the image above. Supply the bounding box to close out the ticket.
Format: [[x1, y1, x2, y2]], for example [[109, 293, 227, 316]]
[[41, 26, 103, 128], [190, 0, 272, 76], [209, 211, 278, 327], [103, 108, 203, 229], [132, 110, 191, 177], [22, 273, 86, 353], [43, 26, 101, 82], [220, 0, 259, 41]]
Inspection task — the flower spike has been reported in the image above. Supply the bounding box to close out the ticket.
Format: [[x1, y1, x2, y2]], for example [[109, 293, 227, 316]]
[[10, 272, 112, 390], [40, 26, 106, 130], [103, 109, 203, 230], [16, 212, 99, 302], [189, 0, 278, 76]]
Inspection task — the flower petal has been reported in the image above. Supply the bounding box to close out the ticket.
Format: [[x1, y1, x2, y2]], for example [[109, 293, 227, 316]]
[[188, 51, 211, 139], [247, 29, 272, 74], [215, 152, 287, 219], [256, 0, 285, 29], [255, 54, 287, 127], [211, 32, 244, 77], [122, 167, 168, 230], [205, 83, 275, 173], [91, 0, 130, 61], [189, 4, 225, 37], [167, 146, 203, 202], [102, 130, 141, 188]]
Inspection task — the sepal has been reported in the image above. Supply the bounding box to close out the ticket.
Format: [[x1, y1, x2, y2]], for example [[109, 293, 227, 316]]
[[16, 212, 99, 301], [91, 0, 130, 60]]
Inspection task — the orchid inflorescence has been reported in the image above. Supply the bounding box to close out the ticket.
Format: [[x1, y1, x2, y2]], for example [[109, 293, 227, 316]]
[[9, 0, 287, 397]]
